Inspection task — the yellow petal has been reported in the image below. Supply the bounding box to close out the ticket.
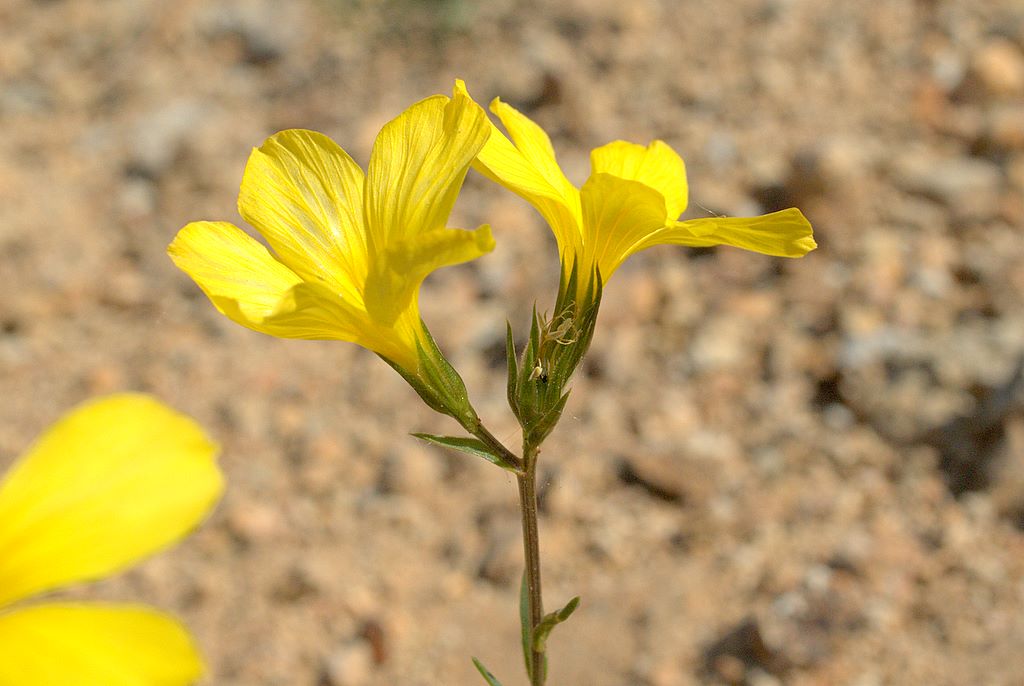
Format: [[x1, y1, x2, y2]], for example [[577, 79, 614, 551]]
[[488, 98, 578, 208], [0, 394, 223, 608], [388, 225, 495, 281], [0, 603, 203, 686], [642, 208, 817, 257], [238, 129, 367, 299], [363, 224, 494, 334], [364, 91, 489, 248], [589, 140, 688, 218], [169, 221, 366, 340], [454, 80, 583, 260], [580, 173, 668, 280]]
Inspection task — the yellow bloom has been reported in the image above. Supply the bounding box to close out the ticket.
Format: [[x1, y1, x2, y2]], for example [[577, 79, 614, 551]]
[[169, 90, 493, 375], [455, 81, 816, 297], [0, 394, 223, 686]]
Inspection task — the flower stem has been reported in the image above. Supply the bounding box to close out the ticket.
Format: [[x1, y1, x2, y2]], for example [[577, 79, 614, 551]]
[[518, 443, 544, 685], [465, 417, 525, 474]]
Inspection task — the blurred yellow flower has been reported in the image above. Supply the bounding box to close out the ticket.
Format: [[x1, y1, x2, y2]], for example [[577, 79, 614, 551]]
[[169, 90, 493, 374], [455, 80, 816, 298], [0, 394, 223, 686]]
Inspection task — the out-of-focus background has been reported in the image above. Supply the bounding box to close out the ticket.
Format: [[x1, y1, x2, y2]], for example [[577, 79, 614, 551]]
[[2, 0, 1024, 684]]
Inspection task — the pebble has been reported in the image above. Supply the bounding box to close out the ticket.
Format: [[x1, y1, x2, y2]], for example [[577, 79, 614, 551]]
[[989, 418, 1024, 524], [128, 99, 209, 179], [225, 500, 284, 544], [982, 103, 1024, 151], [198, 0, 306, 65], [617, 453, 688, 503], [971, 39, 1024, 97], [893, 153, 1002, 219], [689, 315, 748, 372], [476, 528, 521, 585], [1009, 154, 1024, 192], [320, 641, 375, 686], [377, 443, 441, 496]]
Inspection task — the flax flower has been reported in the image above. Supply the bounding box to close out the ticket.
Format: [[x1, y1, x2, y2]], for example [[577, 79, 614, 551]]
[[169, 91, 492, 379], [0, 394, 223, 685], [455, 81, 816, 300]]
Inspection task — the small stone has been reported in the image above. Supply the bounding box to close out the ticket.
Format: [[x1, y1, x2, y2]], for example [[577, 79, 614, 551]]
[[749, 668, 783, 686], [270, 564, 320, 603], [199, 0, 306, 65], [617, 454, 688, 503], [988, 418, 1024, 527], [320, 642, 374, 686], [225, 500, 283, 544], [0, 80, 52, 116], [816, 136, 876, 186], [894, 153, 1002, 219], [689, 315, 748, 372], [646, 658, 686, 686], [377, 443, 440, 496], [931, 49, 967, 92], [982, 104, 1024, 152], [971, 39, 1024, 97], [703, 618, 787, 684], [101, 265, 150, 310], [84, 365, 125, 395], [1009, 154, 1024, 193], [128, 100, 208, 179], [476, 529, 521, 585], [116, 178, 157, 220]]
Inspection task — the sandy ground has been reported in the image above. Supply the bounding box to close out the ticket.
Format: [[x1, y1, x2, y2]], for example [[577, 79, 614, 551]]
[[2, 0, 1024, 684]]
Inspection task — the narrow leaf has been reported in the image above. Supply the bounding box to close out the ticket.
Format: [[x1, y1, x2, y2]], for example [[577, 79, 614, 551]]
[[412, 433, 518, 472], [505, 321, 519, 416], [556, 595, 580, 621], [472, 657, 504, 686], [532, 596, 581, 653], [520, 571, 533, 678]]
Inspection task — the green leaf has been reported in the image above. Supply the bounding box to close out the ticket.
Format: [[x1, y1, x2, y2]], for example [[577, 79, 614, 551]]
[[532, 595, 581, 653], [528, 303, 541, 358], [412, 433, 519, 472], [471, 657, 504, 686], [520, 571, 533, 678], [505, 321, 520, 417]]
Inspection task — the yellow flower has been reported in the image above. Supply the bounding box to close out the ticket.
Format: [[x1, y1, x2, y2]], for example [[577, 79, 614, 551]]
[[169, 90, 493, 375], [455, 81, 816, 298], [0, 394, 223, 686]]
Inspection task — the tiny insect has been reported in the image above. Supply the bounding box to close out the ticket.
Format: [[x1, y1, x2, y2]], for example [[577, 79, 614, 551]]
[[529, 361, 548, 383], [528, 305, 578, 385]]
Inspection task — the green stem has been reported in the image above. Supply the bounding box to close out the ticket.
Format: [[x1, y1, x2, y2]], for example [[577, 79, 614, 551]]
[[519, 443, 544, 685], [470, 421, 525, 475]]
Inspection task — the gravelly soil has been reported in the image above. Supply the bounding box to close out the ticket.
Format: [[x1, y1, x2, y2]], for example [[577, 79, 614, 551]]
[[2, 1, 1024, 684]]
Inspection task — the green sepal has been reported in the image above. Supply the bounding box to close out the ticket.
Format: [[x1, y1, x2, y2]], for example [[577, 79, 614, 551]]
[[471, 657, 505, 686], [380, 321, 478, 430], [505, 321, 520, 418], [507, 263, 603, 449], [519, 571, 533, 678], [412, 433, 519, 473], [532, 595, 581, 654]]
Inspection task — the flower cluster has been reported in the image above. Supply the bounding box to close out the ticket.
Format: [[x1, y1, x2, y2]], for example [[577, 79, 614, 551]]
[[170, 80, 815, 438]]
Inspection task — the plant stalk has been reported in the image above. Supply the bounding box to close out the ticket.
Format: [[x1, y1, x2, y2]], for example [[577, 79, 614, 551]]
[[466, 418, 525, 474], [518, 444, 544, 685]]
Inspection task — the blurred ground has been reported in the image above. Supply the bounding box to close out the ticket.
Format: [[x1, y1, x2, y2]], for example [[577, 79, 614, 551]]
[[2, 0, 1024, 684]]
